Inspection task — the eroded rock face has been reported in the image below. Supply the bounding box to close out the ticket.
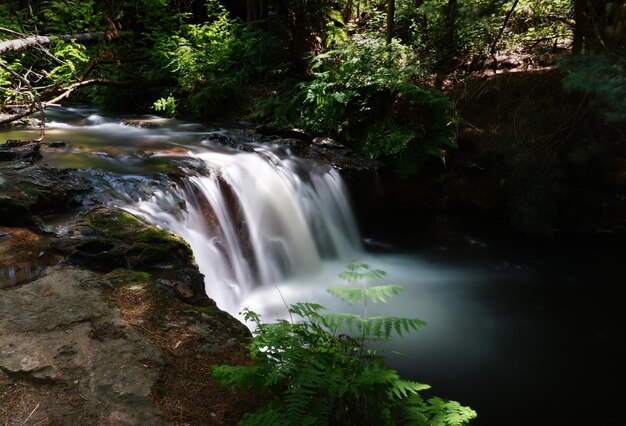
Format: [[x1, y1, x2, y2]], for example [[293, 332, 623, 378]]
[[0, 268, 167, 425], [52, 206, 213, 306]]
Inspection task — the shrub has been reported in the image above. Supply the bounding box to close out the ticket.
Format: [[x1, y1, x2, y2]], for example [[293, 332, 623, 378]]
[[298, 33, 456, 174]]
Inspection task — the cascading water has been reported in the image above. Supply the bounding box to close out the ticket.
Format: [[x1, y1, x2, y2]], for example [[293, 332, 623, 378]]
[[124, 145, 361, 313], [3, 106, 623, 425]]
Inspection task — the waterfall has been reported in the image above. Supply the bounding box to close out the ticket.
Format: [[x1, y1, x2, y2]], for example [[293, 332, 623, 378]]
[[124, 144, 361, 312]]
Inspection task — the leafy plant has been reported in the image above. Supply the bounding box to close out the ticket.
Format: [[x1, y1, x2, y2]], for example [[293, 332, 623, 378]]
[[212, 263, 477, 425], [153, 95, 177, 117], [297, 33, 456, 173], [48, 41, 90, 85]]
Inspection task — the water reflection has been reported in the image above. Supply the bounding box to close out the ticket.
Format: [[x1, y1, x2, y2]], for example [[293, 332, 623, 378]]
[[0, 228, 62, 287]]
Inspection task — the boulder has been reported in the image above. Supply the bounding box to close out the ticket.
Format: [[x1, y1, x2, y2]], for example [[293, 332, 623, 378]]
[[52, 207, 212, 306]]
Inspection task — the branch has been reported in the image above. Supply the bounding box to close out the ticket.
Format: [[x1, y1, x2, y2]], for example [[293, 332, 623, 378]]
[[0, 27, 26, 39], [0, 107, 36, 126], [490, 0, 520, 56], [0, 31, 125, 56], [44, 78, 132, 104], [0, 59, 44, 139], [1, 78, 174, 127]]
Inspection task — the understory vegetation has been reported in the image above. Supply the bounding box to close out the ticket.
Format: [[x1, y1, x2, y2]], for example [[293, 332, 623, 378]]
[[212, 263, 477, 425], [3, 1, 623, 177]]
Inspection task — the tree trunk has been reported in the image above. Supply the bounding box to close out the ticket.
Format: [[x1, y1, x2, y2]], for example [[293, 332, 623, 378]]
[[573, 0, 626, 54], [386, 0, 395, 44], [572, 0, 587, 54], [444, 0, 458, 54]]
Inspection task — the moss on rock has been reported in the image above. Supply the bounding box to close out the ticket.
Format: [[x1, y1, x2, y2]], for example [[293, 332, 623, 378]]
[[53, 207, 211, 306]]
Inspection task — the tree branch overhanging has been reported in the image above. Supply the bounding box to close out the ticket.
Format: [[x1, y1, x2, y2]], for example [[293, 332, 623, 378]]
[[0, 29, 129, 138], [0, 30, 125, 56]]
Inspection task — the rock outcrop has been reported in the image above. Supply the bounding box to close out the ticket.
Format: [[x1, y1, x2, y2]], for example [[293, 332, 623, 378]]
[[52, 207, 212, 306], [0, 268, 167, 425]]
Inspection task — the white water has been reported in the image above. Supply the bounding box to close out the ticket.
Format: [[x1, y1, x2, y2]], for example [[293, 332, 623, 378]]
[[124, 146, 361, 314]]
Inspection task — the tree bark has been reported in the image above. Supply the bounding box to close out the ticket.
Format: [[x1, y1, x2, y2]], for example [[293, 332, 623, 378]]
[[572, 0, 626, 54], [0, 31, 123, 56], [386, 0, 395, 44]]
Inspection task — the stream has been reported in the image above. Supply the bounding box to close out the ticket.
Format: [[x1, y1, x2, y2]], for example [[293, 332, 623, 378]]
[[1, 107, 624, 425]]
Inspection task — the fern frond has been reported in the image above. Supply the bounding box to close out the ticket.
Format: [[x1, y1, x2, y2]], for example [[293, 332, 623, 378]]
[[324, 312, 362, 333], [238, 405, 287, 426], [212, 263, 475, 425], [387, 379, 431, 400], [289, 302, 326, 319], [211, 364, 266, 394], [327, 284, 405, 304], [419, 397, 478, 426], [364, 316, 427, 340], [339, 262, 386, 283]]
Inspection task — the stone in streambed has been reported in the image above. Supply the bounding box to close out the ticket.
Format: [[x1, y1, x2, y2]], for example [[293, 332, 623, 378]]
[[0, 139, 42, 162], [0, 163, 90, 226]]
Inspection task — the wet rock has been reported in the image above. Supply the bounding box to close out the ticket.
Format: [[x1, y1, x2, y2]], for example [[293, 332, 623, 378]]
[[0, 227, 62, 288], [200, 132, 256, 153], [46, 141, 66, 148], [307, 141, 383, 173], [270, 138, 309, 156], [172, 157, 211, 176], [0, 267, 167, 424], [255, 124, 312, 142], [0, 139, 42, 162], [52, 206, 213, 306], [0, 163, 90, 226], [121, 118, 165, 128]]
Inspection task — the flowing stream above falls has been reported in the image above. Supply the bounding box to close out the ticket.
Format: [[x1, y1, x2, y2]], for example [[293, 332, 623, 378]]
[[2, 106, 624, 426], [3, 107, 365, 312]]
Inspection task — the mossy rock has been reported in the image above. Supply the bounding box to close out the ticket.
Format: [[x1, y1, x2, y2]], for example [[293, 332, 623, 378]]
[[107, 268, 153, 287], [52, 207, 211, 306], [80, 208, 193, 261]]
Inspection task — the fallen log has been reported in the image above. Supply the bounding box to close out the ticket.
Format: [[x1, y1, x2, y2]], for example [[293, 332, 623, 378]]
[[0, 30, 124, 56]]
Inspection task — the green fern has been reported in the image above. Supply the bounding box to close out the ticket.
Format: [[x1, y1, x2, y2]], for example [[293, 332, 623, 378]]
[[211, 263, 476, 425], [328, 284, 405, 304]]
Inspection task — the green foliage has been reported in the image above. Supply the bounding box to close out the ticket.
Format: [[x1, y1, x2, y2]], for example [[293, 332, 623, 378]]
[[48, 41, 90, 85], [212, 263, 476, 425], [153, 95, 177, 117], [414, 0, 572, 61], [40, 0, 100, 33], [506, 0, 573, 48], [298, 33, 456, 173], [146, 1, 287, 118], [561, 54, 626, 123]]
